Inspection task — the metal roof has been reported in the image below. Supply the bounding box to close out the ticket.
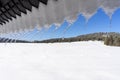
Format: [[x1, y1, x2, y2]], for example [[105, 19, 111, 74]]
[[0, 0, 48, 25]]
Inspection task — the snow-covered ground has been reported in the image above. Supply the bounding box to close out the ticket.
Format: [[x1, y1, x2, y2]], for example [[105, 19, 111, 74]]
[[0, 41, 120, 80]]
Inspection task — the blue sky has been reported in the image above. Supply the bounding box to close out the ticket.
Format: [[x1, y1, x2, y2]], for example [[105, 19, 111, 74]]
[[3, 8, 120, 41]]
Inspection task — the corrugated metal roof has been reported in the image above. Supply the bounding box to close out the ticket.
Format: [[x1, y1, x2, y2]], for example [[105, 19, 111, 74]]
[[0, 0, 48, 25]]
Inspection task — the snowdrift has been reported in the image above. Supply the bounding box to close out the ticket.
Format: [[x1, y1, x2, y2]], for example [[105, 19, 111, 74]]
[[0, 41, 120, 80]]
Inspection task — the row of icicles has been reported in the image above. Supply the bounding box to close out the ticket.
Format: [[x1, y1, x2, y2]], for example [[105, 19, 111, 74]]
[[0, 15, 116, 42], [0, 0, 120, 41]]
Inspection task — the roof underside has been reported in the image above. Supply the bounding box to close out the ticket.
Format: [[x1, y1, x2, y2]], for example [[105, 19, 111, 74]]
[[0, 0, 48, 25]]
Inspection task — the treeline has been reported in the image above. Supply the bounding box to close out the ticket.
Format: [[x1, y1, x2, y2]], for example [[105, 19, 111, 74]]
[[34, 32, 120, 46], [35, 34, 103, 43], [1, 32, 120, 46], [104, 35, 120, 46]]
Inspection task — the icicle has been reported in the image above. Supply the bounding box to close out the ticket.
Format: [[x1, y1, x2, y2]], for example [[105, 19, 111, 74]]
[[14, 31, 23, 41], [20, 31, 30, 40], [19, 10, 32, 31], [49, 23, 62, 39], [0, 0, 120, 34], [1, 25, 5, 34], [109, 15, 112, 29], [26, 11, 31, 31], [14, 16, 19, 33], [54, 0, 75, 25], [49, 29, 57, 39], [17, 16, 23, 33], [32, 5, 42, 30], [38, 28, 50, 40], [102, 9, 114, 29], [5, 22, 9, 34], [36, 31, 44, 41], [37, 3, 47, 29], [64, 0, 79, 18], [20, 13, 27, 32], [0, 28, 1, 35], [7, 19, 12, 34], [100, 0, 120, 28], [2, 24, 6, 34], [28, 30, 40, 41], [12, 18, 17, 33], [84, 19, 88, 29], [28, 7, 40, 30], [107, 14, 113, 32], [54, 23, 61, 28], [66, 14, 77, 25], [79, 0, 99, 21], [44, 0, 57, 27], [29, 32, 38, 41], [54, 4, 64, 25], [61, 21, 73, 39]]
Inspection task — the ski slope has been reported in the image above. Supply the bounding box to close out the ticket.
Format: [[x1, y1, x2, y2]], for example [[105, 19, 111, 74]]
[[0, 41, 120, 80]]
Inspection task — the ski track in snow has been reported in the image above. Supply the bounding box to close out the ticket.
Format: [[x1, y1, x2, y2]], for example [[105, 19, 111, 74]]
[[0, 41, 120, 80]]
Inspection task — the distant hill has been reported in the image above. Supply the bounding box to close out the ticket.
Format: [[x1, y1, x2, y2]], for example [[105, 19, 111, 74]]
[[1, 32, 120, 46], [34, 32, 120, 46], [34, 32, 120, 42]]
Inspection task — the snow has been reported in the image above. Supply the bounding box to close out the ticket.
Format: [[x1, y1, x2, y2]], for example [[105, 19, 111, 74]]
[[0, 41, 120, 80]]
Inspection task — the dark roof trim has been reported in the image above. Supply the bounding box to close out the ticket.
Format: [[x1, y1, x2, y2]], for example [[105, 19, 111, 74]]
[[0, 0, 48, 25]]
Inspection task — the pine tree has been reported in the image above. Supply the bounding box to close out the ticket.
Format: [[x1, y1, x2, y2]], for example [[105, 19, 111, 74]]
[[104, 37, 109, 45], [109, 35, 113, 46]]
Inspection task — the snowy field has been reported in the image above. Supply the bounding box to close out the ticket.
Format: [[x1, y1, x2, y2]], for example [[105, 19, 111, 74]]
[[0, 41, 120, 80]]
